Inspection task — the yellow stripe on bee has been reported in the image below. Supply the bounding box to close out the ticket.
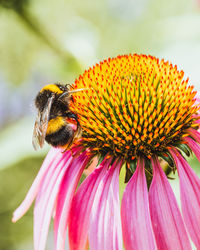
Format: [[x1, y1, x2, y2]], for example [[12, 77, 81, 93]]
[[41, 84, 63, 94], [46, 117, 65, 135]]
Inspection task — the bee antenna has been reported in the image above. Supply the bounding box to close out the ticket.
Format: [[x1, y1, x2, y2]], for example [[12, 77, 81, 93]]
[[59, 88, 90, 99], [68, 88, 90, 94]]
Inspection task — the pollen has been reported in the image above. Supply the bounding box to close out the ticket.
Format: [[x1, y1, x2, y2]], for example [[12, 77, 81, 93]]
[[70, 54, 200, 161]]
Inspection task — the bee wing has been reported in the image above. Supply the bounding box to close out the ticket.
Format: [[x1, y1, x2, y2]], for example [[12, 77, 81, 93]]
[[32, 95, 54, 150], [32, 112, 42, 150]]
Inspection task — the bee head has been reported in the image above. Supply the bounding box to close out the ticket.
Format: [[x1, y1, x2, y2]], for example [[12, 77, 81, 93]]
[[35, 84, 70, 112]]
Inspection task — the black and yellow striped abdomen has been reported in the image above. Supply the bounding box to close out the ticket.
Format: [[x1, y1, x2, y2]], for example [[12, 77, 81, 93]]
[[45, 117, 75, 147]]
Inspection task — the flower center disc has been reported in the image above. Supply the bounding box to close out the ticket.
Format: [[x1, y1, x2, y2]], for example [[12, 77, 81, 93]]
[[71, 54, 199, 160]]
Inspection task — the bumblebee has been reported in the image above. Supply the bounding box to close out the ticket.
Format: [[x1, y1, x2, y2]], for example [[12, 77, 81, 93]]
[[32, 83, 83, 150]]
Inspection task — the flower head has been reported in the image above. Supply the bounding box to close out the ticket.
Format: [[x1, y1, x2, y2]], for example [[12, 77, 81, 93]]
[[13, 54, 200, 250], [72, 55, 198, 159]]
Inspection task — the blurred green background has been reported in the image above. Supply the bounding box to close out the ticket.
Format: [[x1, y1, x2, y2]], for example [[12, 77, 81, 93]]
[[0, 0, 200, 249]]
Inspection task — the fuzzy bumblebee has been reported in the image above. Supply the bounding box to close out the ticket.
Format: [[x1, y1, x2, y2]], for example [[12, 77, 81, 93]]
[[32, 83, 82, 150]]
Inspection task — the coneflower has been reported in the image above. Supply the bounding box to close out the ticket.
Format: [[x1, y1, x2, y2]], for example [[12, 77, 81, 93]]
[[13, 54, 200, 250]]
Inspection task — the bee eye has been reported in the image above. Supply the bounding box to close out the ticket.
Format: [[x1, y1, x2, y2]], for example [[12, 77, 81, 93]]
[[57, 84, 67, 92]]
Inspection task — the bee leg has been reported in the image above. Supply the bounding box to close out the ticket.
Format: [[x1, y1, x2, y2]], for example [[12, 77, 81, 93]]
[[61, 112, 82, 153], [66, 112, 80, 129], [66, 112, 77, 119]]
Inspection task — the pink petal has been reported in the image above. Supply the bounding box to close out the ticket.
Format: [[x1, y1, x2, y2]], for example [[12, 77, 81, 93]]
[[184, 136, 200, 162], [121, 157, 156, 250], [12, 147, 61, 222], [68, 158, 112, 250], [54, 151, 90, 250], [34, 150, 73, 250], [89, 160, 123, 250], [149, 156, 191, 250], [187, 128, 200, 144], [170, 149, 200, 248]]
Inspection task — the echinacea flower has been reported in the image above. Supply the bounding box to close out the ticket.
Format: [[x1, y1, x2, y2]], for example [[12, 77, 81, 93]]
[[13, 54, 200, 250]]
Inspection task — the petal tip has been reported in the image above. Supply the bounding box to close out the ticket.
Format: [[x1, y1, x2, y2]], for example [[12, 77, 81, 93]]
[[12, 212, 18, 223]]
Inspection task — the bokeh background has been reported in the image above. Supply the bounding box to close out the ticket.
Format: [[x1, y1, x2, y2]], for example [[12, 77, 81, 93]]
[[0, 0, 200, 249]]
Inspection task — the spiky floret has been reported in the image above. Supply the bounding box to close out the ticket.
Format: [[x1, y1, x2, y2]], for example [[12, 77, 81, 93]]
[[70, 54, 199, 165]]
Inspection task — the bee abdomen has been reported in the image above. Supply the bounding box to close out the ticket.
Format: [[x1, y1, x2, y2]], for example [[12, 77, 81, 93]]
[[45, 125, 74, 147]]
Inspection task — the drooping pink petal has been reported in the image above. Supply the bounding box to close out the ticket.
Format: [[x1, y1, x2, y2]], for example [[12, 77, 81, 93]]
[[170, 149, 200, 248], [12, 147, 61, 222], [34, 150, 73, 250], [89, 160, 123, 250], [149, 156, 191, 250], [187, 128, 200, 144], [54, 151, 91, 250], [121, 157, 156, 250], [68, 158, 112, 250], [184, 136, 200, 162]]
